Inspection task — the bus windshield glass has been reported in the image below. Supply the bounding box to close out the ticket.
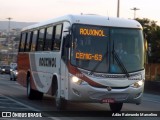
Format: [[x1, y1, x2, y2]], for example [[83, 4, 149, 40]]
[[71, 24, 109, 73], [71, 24, 144, 73], [110, 28, 144, 73]]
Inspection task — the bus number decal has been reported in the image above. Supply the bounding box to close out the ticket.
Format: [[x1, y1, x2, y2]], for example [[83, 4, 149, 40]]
[[39, 58, 56, 67]]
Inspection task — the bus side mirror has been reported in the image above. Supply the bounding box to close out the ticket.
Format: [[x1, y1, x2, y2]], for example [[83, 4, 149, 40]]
[[64, 35, 71, 48], [145, 39, 148, 51]]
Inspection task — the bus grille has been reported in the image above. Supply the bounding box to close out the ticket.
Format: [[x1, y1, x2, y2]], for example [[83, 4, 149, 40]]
[[89, 92, 128, 101]]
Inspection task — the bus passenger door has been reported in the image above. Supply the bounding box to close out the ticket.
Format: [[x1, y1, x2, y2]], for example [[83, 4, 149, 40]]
[[60, 22, 71, 99], [60, 40, 70, 99]]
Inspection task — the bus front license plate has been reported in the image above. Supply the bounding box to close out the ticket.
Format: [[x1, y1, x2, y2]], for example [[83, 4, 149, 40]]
[[102, 98, 115, 103]]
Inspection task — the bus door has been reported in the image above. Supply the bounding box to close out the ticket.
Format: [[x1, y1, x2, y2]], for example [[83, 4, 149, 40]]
[[60, 22, 71, 99]]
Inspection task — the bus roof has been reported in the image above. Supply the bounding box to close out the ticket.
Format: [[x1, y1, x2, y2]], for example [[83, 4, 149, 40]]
[[22, 14, 142, 31]]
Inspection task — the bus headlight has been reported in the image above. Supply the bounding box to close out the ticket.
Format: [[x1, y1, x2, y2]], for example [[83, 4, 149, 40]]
[[72, 76, 79, 83], [71, 76, 88, 85], [131, 80, 144, 88]]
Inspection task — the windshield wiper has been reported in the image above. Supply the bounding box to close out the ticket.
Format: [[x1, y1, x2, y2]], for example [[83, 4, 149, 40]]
[[112, 40, 130, 78]]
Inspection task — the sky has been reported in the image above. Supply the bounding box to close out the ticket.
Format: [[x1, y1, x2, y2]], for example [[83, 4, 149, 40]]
[[0, 0, 160, 25]]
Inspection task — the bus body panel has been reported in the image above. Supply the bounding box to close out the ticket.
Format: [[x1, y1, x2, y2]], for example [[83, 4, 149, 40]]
[[66, 62, 144, 104], [68, 80, 144, 104], [18, 21, 71, 97], [18, 51, 63, 94], [29, 52, 60, 93], [17, 53, 30, 87], [22, 15, 142, 31]]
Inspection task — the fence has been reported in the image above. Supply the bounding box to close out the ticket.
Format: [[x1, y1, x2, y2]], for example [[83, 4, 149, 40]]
[[145, 64, 160, 81]]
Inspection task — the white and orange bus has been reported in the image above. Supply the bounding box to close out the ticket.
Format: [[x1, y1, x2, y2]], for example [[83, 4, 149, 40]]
[[17, 14, 145, 112]]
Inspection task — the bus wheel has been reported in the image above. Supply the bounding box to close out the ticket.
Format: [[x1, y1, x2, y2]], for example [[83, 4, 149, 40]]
[[27, 76, 43, 100], [109, 103, 123, 112], [55, 90, 67, 110]]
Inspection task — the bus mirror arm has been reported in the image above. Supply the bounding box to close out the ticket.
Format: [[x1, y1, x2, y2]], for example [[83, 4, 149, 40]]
[[64, 35, 71, 48]]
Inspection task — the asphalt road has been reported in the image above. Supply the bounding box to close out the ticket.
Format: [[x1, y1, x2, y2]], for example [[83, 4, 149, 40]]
[[0, 74, 160, 120]]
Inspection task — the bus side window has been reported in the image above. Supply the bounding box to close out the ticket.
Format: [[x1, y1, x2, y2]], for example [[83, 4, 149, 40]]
[[44, 26, 54, 51], [31, 30, 38, 52], [53, 24, 63, 50], [19, 33, 27, 52], [25, 32, 32, 52], [37, 29, 45, 51]]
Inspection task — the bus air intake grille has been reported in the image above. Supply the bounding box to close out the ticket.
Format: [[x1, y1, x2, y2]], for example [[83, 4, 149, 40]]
[[90, 85, 129, 89], [89, 92, 128, 101]]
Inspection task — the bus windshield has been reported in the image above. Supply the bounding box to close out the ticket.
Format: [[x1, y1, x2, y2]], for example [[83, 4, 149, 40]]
[[110, 28, 144, 73], [71, 24, 144, 73]]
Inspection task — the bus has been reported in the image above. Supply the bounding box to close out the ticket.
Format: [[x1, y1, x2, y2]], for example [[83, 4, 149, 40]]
[[17, 14, 145, 112]]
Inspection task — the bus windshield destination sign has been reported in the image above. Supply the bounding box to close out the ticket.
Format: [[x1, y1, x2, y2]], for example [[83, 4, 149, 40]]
[[80, 28, 106, 37], [76, 52, 102, 61]]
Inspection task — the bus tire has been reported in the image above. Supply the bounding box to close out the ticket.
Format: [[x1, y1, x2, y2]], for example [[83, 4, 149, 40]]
[[55, 90, 67, 110], [109, 103, 123, 112], [27, 76, 43, 100]]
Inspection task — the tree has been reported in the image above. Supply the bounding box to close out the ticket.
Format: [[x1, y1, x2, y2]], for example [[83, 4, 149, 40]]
[[136, 18, 160, 63]]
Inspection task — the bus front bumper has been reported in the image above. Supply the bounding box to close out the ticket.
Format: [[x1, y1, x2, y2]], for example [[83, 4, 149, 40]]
[[68, 81, 144, 105]]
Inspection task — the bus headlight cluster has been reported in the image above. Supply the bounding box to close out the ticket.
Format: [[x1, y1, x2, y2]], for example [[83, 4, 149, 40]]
[[71, 76, 88, 85], [72, 76, 79, 83], [131, 80, 144, 88]]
